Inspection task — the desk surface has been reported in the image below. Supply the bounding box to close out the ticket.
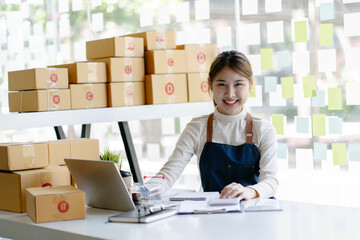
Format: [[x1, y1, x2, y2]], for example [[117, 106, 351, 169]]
[[1, 200, 360, 240]]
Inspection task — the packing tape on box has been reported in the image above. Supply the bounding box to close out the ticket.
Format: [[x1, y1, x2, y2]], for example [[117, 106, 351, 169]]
[[156, 30, 167, 49], [166, 51, 175, 73], [124, 82, 134, 105], [47, 69, 59, 88], [23, 144, 35, 168], [165, 77, 176, 103], [41, 172, 53, 187], [20, 91, 23, 112], [197, 51, 207, 72], [48, 90, 60, 111], [124, 58, 133, 81], [87, 63, 97, 82], [53, 194, 69, 220], [84, 84, 95, 109], [125, 37, 135, 56]]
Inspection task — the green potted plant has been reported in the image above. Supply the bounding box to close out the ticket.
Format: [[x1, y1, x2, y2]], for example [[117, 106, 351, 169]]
[[100, 148, 132, 187]]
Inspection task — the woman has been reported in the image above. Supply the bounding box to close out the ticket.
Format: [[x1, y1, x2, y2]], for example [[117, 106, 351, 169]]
[[148, 51, 278, 200]]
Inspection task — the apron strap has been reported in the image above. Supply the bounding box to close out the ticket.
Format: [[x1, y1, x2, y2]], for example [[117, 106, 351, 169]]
[[206, 113, 214, 142], [246, 112, 253, 144]]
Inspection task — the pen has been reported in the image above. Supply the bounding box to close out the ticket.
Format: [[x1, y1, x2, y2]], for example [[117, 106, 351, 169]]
[[143, 175, 166, 180]]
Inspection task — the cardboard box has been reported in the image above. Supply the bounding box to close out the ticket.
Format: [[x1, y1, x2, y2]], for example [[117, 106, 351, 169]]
[[26, 185, 85, 223], [145, 74, 188, 104], [108, 82, 145, 107], [0, 142, 48, 171], [0, 166, 71, 212], [177, 44, 218, 73], [8, 68, 68, 91], [70, 83, 107, 109], [47, 138, 100, 165], [145, 50, 186, 74], [48, 62, 107, 84], [126, 30, 176, 50], [92, 58, 144, 82], [187, 73, 212, 102], [8, 89, 71, 112], [86, 36, 144, 59]]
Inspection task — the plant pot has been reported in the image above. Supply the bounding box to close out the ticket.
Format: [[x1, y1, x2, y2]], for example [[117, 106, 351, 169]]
[[120, 170, 132, 187]]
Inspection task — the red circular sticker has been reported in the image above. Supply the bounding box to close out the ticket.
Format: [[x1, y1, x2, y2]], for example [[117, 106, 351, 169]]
[[42, 183, 53, 187], [156, 35, 164, 43], [197, 52, 206, 64], [168, 58, 174, 67], [53, 95, 60, 104], [50, 73, 58, 83], [165, 83, 175, 95], [200, 81, 209, 93], [125, 89, 133, 98], [57, 201, 69, 213], [127, 42, 135, 51], [86, 91, 93, 101], [125, 65, 132, 74]]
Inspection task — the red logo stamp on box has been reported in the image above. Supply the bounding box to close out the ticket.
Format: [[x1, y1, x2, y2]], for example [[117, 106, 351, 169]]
[[165, 83, 175, 95], [86, 91, 94, 101], [125, 89, 133, 98], [42, 183, 53, 187], [127, 42, 135, 51], [50, 73, 58, 83], [168, 58, 174, 67], [57, 201, 69, 213], [125, 65, 132, 74], [197, 52, 206, 64], [201, 81, 209, 93], [53, 95, 60, 104]]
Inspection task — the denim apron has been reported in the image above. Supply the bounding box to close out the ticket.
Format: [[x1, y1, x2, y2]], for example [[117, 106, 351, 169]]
[[199, 112, 260, 192]]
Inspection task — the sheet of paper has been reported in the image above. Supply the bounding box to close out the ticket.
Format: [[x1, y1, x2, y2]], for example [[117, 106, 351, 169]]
[[312, 114, 326, 136], [195, 0, 210, 20], [296, 148, 313, 170], [328, 117, 342, 135], [261, 48, 273, 70], [73, 41, 86, 61], [277, 142, 287, 159], [161, 118, 175, 135], [318, 49, 336, 72], [265, 0, 282, 13], [319, 23, 333, 46], [91, 0, 102, 8], [264, 76, 277, 93], [176, 2, 190, 23], [296, 116, 310, 134], [293, 84, 311, 107], [345, 82, 360, 105], [302, 75, 316, 98], [59, 15, 71, 37], [72, 0, 84, 11], [6, 11, 22, 36], [328, 87, 342, 110], [216, 26, 232, 48], [140, 7, 153, 27], [320, 3, 334, 21], [247, 85, 262, 107], [312, 90, 325, 107], [349, 144, 360, 162], [7, 35, 24, 54], [242, 0, 258, 15], [271, 114, 284, 135], [276, 50, 291, 68], [293, 19, 308, 42], [91, 12, 104, 32], [60, 43, 71, 62], [344, 12, 360, 37], [292, 51, 310, 74], [242, 23, 260, 45], [247, 54, 261, 76], [157, 4, 170, 25], [314, 142, 327, 160], [46, 21, 55, 39], [178, 200, 240, 214], [281, 76, 294, 99], [242, 198, 282, 212], [332, 143, 347, 166], [58, 0, 69, 13], [344, 47, 360, 71], [267, 21, 284, 43], [269, 85, 286, 106]]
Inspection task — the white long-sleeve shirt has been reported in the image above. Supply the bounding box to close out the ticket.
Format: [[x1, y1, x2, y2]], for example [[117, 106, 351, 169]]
[[149, 106, 279, 198]]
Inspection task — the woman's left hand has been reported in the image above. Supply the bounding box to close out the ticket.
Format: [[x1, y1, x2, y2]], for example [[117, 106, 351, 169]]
[[219, 182, 259, 200]]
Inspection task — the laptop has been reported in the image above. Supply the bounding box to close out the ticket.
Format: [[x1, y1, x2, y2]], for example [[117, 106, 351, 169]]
[[64, 158, 178, 222]]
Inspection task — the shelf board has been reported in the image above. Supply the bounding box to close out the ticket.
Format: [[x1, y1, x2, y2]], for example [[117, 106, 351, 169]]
[[0, 102, 214, 131]]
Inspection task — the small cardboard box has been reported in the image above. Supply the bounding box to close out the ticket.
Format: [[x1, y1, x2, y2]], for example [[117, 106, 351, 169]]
[[26, 185, 85, 223], [187, 73, 212, 102], [0, 166, 71, 213], [86, 36, 144, 59], [108, 82, 145, 107], [47, 138, 100, 165], [92, 58, 145, 82], [48, 62, 107, 84], [8, 68, 68, 91], [145, 74, 188, 104], [70, 83, 107, 109], [144, 50, 186, 74], [177, 44, 218, 73], [0, 142, 48, 171], [8, 89, 71, 112], [126, 30, 176, 50]]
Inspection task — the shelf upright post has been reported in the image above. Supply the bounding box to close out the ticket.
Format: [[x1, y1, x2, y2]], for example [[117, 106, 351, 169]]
[[54, 126, 66, 140], [81, 124, 91, 138]]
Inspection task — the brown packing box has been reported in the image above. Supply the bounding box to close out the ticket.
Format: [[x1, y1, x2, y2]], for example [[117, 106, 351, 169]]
[[8, 68, 69, 91], [126, 30, 176, 50], [0, 142, 48, 171], [48, 62, 107, 84], [26, 185, 85, 223], [47, 138, 100, 165], [86, 36, 144, 59], [92, 58, 145, 82], [70, 83, 107, 109], [108, 82, 145, 107], [0, 165, 71, 213], [177, 44, 218, 73], [145, 50, 186, 74], [8, 89, 71, 112], [145, 74, 188, 104], [187, 73, 212, 102]]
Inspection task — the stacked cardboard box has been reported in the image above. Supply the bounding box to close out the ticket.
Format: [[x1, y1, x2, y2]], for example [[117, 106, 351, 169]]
[[0, 138, 99, 213], [49, 62, 108, 109], [177, 44, 218, 102], [8, 68, 71, 112], [127, 30, 188, 105], [86, 36, 145, 107]]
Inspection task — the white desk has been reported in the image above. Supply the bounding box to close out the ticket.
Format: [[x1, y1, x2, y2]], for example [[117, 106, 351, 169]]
[[1, 201, 360, 240]]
